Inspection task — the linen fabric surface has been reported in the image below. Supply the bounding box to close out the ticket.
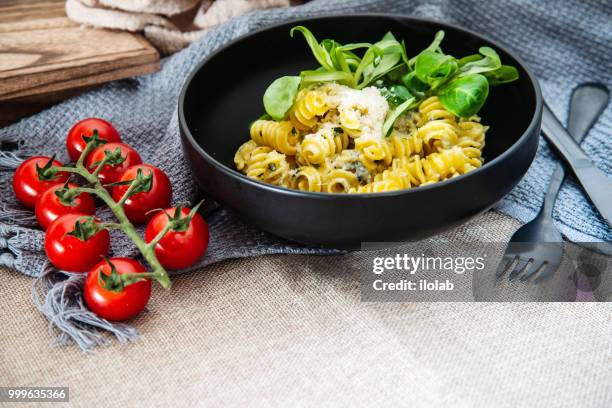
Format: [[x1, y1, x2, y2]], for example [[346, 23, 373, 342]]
[[0, 0, 611, 348], [2, 212, 611, 407]]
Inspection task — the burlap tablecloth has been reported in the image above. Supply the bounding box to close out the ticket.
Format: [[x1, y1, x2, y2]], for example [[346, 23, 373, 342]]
[[1, 211, 610, 407]]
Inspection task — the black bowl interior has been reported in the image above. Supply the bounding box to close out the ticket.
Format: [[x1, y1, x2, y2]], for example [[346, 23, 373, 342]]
[[183, 15, 537, 184]]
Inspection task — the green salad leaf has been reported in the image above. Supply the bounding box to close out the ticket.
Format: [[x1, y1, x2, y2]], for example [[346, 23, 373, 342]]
[[401, 71, 430, 94], [379, 84, 413, 106], [484, 65, 519, 85], [355, 33, 403, 88], [300, 69, 354, 86], [458, 54, 483, 67], [408, 30, 445, 67], [258, 26, 519, 131], [290, 26, 335, 71], [382, 97, 417, 136], [438, 74, 489, 117], [263, 76, 301, 120], [400, 40, 410, 65], [458, 47, 501, 76], [415, 50, 458, 89]]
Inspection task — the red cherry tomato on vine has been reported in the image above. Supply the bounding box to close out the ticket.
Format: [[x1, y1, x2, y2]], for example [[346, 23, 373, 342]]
[[144, 207, 209, 270], [111, 164, 172, 224], [35, 183, 96, 230], [12, 156, 69, 209], [84, 258, 151, 321], [66, 118, 121, 162], [44, 213, 110, 272], [86, 142, 142, 185]]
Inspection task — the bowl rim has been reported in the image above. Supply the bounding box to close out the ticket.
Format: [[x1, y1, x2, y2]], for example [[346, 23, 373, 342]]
[[179, 12, 543, 200]]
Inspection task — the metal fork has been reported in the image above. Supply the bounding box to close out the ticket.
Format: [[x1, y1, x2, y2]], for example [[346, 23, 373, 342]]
[[497, 83, 609, 282]]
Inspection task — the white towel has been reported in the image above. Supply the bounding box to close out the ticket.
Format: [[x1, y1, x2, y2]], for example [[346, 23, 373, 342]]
[[65, 0, 295, 54]]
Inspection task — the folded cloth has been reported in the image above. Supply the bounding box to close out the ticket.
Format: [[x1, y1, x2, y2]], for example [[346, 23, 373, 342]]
[[65, 0, 296, 54], [1, 0, 611, 350]]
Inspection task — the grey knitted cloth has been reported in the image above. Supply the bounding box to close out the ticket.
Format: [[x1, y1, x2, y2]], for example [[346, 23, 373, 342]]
[[1, 0, 611, 349]]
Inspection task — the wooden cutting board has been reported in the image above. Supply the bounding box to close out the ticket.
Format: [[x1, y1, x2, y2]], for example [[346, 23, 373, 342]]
[[0, 0, 161, 125]]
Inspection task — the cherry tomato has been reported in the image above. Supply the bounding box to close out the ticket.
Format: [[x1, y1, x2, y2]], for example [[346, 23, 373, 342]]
[[35, 183, 96, 230], [12, 156, 69, 209], [111, 164, 172, 224], [44, 213, 110, 272], [84, 258, 151, 321], [144, 207, 209, 270], [66, 118, 121, 162], [85, 142, 142, 185]]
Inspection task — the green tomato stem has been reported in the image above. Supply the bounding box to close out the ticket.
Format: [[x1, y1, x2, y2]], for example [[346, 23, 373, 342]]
[[90, 156, 109, 179], [54, 166, 91, 180], [59, 154, 172, 289], [121, 271, 159, 282], [98, 222, 123, 230], [146, 220, 174, 251], [94, 185, 172, 289], [72, 186, 99, 195], [76, 141, 96, 169], [117, 179, 139, 206]]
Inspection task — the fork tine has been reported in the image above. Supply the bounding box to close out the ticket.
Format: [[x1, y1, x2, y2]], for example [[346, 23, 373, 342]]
[[519, 261, 547, 282], [496, 255, 517, 277], [508, 258, 532, 280], [534, 263, 560, 283]]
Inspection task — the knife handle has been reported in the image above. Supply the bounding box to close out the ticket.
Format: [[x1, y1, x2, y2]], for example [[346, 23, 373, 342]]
[[541, 103, 612, 226], [541, 84, 609, 217]]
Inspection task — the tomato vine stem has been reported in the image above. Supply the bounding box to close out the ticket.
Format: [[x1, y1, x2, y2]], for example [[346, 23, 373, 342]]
[[54, 145, 172, 289]]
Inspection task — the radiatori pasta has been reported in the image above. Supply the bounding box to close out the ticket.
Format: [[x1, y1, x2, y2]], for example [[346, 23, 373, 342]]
[[234, 83, 487, 194]]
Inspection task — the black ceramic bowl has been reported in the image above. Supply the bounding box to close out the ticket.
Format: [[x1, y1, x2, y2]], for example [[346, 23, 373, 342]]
[[179, 14, 542, 249]]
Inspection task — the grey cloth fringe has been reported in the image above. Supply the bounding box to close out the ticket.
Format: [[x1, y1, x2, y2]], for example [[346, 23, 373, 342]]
[[1, 0, 611, 350], [31, 268, 140, 351]]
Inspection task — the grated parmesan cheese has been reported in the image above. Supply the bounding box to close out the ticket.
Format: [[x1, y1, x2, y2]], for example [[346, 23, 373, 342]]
[[318, 83, 389, 140]]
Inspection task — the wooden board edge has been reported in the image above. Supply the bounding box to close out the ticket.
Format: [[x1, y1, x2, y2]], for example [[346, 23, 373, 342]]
[[0, 60, 161, 102], [0, 46, 159, 82]]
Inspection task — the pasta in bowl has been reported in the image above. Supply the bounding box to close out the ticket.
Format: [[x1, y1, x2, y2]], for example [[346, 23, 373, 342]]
[[233, 26, 515, 194], [179, 15, 542, 247], [237, 91, 486, 193]]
